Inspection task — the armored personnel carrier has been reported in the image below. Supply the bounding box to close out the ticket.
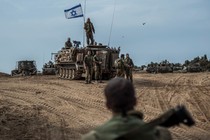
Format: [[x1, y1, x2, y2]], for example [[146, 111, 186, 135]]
[[11, 60, 37, 76], [146, 62, 158, 73], [42, 61, 56, 75], [157, 60, 173, 73], [187, 63, 202, 72], [146, 65, 157, 73], [157, 63, 173, 73], [54, 44, 120, 80]]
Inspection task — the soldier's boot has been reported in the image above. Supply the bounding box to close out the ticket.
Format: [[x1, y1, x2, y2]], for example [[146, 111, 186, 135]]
[[91, 38, 94, 45], [87, 39, 90, 45]]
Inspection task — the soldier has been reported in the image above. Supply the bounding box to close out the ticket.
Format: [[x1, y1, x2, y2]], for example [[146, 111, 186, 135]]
[[65, 37, 72, 49], [48, 61, 54, 68], [84, 18, 95, 45], [115, 54, 125, 77], [84, 50, 93, 84], [124, 53, 134, 83], [82, 78, 172, 140], [93, 51, 102, 83]]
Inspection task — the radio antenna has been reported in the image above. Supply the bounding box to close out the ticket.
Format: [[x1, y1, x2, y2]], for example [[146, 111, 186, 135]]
[[108, 0, 117, 47]]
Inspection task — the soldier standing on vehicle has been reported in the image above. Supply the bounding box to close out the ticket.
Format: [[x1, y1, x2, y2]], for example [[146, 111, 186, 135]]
[[82, 78, 172, 140], [93, 51, 102, 83], [84, 18, 95, 45], [115, 54, 125, 77], [84, 50, 93, 84], [65, 37, 72, 49], [124, 53, 134, 83]]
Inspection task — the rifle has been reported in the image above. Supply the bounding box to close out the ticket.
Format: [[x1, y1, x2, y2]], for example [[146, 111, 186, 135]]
[[115, 105, 195, 140], [73, 40, 81, 48]]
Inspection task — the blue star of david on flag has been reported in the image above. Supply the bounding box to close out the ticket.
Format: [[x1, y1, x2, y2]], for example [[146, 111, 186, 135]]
[[64, 4, 83, 19]]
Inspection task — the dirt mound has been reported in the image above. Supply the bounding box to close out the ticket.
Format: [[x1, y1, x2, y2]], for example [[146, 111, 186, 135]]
[[0, 72, 10, 77]]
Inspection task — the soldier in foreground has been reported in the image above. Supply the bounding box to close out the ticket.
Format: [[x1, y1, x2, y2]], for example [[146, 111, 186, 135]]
[[65, 37, 72, 49], [115, 54, 125, 77], [84, 51, 93, 84], [124, 53, 134, 83], [82, 78, 195, 140], [93, 51, 102, 83], [84, 18, 95, 45]]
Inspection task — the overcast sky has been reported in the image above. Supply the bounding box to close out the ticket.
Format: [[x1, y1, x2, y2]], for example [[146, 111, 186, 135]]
[[0, 0, 210, 73]]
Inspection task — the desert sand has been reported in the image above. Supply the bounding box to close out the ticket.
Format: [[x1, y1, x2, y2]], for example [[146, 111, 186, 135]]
[[0, 72, 210, 140]]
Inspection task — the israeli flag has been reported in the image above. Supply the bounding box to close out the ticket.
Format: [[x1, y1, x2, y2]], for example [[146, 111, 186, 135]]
[[64, 4, 83, 19]]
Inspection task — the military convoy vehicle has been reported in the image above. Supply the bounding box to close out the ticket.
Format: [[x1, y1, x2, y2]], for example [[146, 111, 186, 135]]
[[157, 63, 173, 73], [172, 63, 183, 72], [11, 60, 37, 76], [186, 63, 202, 72], [146, 60, 174, 73], [42, 61, 56, 75], [54, 44, 120, 80], [146, 65, 157, 73]]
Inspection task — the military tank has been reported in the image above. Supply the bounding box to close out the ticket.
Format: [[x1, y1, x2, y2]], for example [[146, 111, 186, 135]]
[[146, 65, 157, 73], [187, 63, 202, 72], [42, 61, 56, 75], [157, 60, 173, 73], [54, 43, 120, 80], [11, 60, 37, 76]]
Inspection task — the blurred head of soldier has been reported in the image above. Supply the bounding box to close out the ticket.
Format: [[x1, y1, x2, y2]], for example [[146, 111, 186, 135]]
[[104, 77, 136, 114], [120, 54, 125, 59], [87, 18, 90, 22], [126, 53, 129, 58], [67, 37, 70, 41]]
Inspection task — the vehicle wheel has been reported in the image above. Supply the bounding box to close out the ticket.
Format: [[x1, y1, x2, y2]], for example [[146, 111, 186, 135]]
[[72, 69, 75, 80], [62, 68, 66, 78], [59, 68, 63, 78]]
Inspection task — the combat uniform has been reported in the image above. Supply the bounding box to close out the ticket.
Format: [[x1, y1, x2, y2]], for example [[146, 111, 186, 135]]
[[82, 111, 171, 140], [84, 54, 93, 83], [93, 54, 102, 82], [124, 57, 134, 83], [115, 58, 125, 77], [65, 40, 72, 49], [84, 19, 95, 45]]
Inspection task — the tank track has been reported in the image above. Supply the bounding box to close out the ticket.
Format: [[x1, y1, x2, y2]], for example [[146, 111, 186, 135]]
[[57, 67, 82, 80]]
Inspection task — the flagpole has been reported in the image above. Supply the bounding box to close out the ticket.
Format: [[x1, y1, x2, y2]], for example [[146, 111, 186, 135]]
[[83, 0, 87, 47]]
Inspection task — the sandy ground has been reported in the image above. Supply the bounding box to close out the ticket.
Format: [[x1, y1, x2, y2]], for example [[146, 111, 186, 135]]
[[0, 72, 210, 140]]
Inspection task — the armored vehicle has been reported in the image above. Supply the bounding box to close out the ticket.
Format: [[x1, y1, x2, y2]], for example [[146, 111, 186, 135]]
[[11, 60, 37, 76], [42, 61, 56, 75], [172, 63, 183, 72], [156, 60, 173, 73], [146, 63, 158, 73], [146, 66, 157, 73], [54, 44, 120, 80], [187, 63, 202, 72]]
